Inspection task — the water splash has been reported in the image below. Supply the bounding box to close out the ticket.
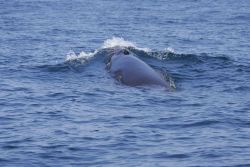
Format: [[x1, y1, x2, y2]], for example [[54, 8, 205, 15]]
[[102, 37, 151, 52], [164, 47, 175, 53], [102, 37, 135, 48], [65, 50, 97, 62], [64, 37, 152, 63]]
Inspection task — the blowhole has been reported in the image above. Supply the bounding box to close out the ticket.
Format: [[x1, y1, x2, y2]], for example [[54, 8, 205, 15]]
[[123, 49, 130, 55]]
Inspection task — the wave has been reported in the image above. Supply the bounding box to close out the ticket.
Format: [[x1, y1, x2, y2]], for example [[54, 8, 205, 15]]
[[64, 37, 231, 64], [34, 37, 236, 76], [35, 63, 70, 72], [64, 37, 151, 63]]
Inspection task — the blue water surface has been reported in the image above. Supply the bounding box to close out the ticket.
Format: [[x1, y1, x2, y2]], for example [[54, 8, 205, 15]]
[[1, 0, 250, 166]]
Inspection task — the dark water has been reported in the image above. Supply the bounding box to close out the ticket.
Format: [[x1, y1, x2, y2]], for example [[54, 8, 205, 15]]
[[1, 0, 250, 166]]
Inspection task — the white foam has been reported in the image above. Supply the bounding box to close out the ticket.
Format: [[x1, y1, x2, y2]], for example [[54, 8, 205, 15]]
[[65, 50, 97, 62], [65, 37, 158, 62], [102, 37, 135, 48], [164, 47, 175, 53], [102, 37, 151, 52]]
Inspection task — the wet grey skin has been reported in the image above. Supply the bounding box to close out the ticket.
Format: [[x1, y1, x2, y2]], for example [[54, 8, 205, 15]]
[[106, 47, 171, 89]]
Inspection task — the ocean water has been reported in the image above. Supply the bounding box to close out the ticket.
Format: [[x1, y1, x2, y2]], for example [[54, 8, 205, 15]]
[[1, 0, 250, 166]]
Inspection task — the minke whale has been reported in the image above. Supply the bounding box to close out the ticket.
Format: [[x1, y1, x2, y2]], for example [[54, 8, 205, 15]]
[[106, 47, 172, 89]]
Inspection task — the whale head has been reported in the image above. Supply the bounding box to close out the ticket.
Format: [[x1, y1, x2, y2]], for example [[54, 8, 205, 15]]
[[106, 47, 130, 63], [111, 46, 130, 56]]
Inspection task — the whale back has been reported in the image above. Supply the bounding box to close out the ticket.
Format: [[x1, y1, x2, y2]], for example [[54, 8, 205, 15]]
[[107, 47, 170, 88]]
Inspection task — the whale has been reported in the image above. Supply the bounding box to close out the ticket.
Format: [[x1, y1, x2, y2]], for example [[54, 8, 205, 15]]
[[106, 47, 172, 89]]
